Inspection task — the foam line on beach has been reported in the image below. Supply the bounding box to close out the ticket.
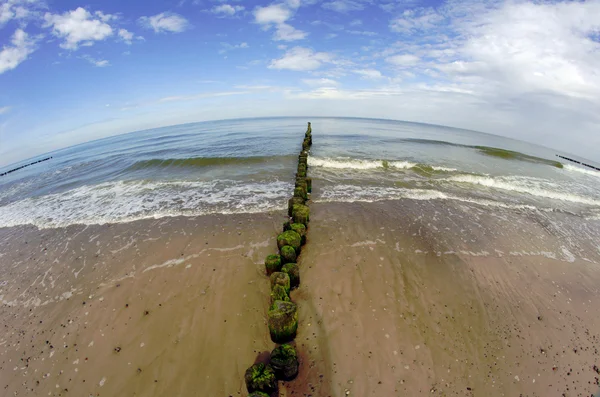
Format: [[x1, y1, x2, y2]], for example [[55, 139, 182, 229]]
[[0, 179, 292, 229], [307, 156, 457, 172]]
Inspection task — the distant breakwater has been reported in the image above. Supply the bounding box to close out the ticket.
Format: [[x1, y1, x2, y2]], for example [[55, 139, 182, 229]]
[[1, 157, 53, 177], [244, 122, 312, 396], [556, 155, 600, 172]]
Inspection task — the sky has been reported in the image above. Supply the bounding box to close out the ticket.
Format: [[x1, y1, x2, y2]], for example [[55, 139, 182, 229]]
[[1, 0, 600, 166]]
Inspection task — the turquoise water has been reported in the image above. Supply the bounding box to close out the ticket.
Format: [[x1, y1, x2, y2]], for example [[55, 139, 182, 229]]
[[0, 117, 599, 228]]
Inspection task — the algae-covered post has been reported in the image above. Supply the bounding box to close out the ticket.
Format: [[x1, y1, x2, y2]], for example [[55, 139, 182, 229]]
[[245, 122, 313, 391]]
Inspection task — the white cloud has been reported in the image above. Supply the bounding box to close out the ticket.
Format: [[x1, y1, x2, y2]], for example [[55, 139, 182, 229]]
[[255, 4, 291, 24], [274, 23, 307, 41], [0, 0, 42, 26], [139, 12, 189, 33], [302, 78, 339, 86], [390, 8, 445, 34], [269, 47, 333, 71], [82, 55, 110, 67], [0, 106, 11, 115], [118, 29, 134, 45], [254, 3, 307, 41], [386, 54, 420, 66], [212, 4, 245, 16], [0, 29, 36, 74], [219, 42, 249, 54], [353, 69, 384, 79], [322, 0, 366, 13], [44, 8, 115, 50]]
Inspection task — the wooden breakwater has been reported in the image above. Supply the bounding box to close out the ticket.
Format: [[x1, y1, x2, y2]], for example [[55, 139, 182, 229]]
[[244, 122, 312, 396], [556, 155, 600, 172], [0, 156, 53, 176]]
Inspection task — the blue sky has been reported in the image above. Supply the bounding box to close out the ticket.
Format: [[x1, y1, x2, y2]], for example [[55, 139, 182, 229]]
[[1, 0, 600, 166]]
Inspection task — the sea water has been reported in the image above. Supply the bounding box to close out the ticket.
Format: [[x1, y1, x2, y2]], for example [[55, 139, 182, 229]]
[[0, 117, 599, 229]]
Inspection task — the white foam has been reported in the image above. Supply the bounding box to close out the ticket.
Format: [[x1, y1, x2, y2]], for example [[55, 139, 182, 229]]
[[314, 184, 544, 211], [431, 166, 458, 172], [0, 179, 292, 229], [564, 164, 600, 178], [308, 157, 384, 170], [447, 174, 600, 206], [389, 161, 417, 169]]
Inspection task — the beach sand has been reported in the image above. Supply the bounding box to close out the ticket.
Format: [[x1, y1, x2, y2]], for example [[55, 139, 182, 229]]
[[1, 200, 599, 396]]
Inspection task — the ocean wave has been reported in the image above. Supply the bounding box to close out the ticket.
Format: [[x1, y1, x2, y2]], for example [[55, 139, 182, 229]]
[[0, 179, 292, 229], [447, 174, 600, 206], [314, 185, 543, 211], [307, 156, 456, 172], [127, 155, 294, 171], [564, 164, 600, 178]]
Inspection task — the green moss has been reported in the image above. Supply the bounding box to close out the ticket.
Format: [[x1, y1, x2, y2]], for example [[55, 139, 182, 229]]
[[382, 160, 389, 169], [277, 230, 302, 252], [281, 263, 300, 290], [248, 392, 270, 397], [292, 204, 310, 226], [270, 272, 291, 295], [289, 223, 306, 245], [270, 284, 290, 308], [268, 301, 298, 343], [271, 343, 299, 381], [305, 177, 312, 193], [288, 197, 305, 216], [244, 363, 277, 394], [294, 186, 307, 200], [280, 245, 297, 264], [297, 169, 307, 178], [264, 254, 282, 276]]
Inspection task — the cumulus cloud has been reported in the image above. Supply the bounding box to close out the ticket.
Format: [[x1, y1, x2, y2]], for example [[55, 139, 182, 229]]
[[0, 29, 36, 74], [212, 4, 245, 16], [118, 29, 134, 44], [44, 8, 115, 50], [254, 3, 307, 42], [139, 12, 189, 33], [0, 0, 42, 26], [269, 47, 333, 71]]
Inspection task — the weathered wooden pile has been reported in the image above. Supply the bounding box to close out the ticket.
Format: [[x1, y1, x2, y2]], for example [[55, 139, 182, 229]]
[[244, 122, 313, 396]]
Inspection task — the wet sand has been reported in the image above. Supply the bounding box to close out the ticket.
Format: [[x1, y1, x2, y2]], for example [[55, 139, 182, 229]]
[[1, 200, 600, 396]]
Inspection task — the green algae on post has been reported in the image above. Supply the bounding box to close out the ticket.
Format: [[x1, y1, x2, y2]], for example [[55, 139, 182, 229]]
[[289, 223, 306, 245], [270, 284, 290, 308], [244, 363, 277, 394], [292, 204, 310, 226], [288, 197, 304, 216], [280, 245, 297, 264], [281, 263, 300, 290], [277, 230, 302, 252], [270, 344, 299, 381], [268, 300, 298, 343], [264, 254, 282, 275], [270, 272, 291, 295], [305, 177, 312, 193], [248, 392, 270, 397]]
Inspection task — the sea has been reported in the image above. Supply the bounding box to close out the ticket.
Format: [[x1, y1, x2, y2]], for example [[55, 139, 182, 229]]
[[1, 117, 599, 230]]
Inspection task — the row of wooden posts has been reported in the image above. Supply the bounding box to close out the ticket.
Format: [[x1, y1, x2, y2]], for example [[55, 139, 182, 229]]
[[244, 122, 313, 396]]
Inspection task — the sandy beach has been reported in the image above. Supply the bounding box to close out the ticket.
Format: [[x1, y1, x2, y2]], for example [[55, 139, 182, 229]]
[[1, 199, 599, 396]]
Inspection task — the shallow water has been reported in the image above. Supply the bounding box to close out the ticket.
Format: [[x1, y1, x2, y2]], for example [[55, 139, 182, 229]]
[[0, 117, 599, 228]]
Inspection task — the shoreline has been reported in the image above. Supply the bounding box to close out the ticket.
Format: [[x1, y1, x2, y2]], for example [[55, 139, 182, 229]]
[[1, 200, 599, 396]]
